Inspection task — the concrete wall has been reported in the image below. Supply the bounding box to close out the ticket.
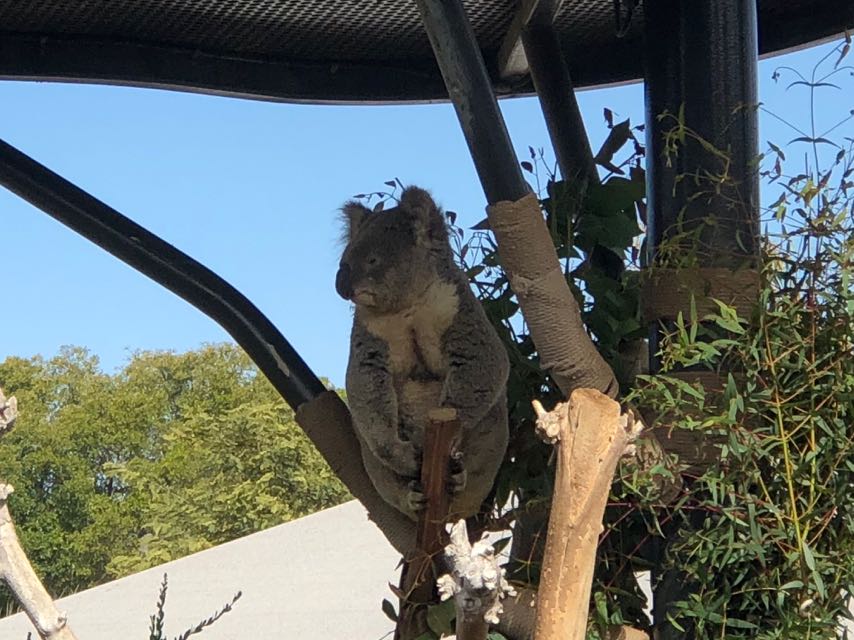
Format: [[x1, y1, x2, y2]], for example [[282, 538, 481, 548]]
[[0, 500, 400, 639]]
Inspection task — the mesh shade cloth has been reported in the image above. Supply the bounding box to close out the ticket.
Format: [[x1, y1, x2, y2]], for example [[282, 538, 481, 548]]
[[0, 0, 849, 102]]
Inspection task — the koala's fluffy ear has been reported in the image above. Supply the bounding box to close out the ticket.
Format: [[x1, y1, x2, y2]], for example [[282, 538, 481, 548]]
[[399, 186, 448, 244], [341, 201, 371, 241]]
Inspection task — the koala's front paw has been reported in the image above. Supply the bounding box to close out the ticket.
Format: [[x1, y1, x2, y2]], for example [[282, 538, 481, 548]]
[[449, 450, 467, 495], [406, 479, 427, 514]]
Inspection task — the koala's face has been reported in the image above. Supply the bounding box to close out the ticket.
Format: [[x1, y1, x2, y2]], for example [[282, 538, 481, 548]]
[[336, 188, 446, 314]]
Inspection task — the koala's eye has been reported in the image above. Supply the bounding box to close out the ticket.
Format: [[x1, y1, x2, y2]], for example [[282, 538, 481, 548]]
[[368, 256, 379, 266]]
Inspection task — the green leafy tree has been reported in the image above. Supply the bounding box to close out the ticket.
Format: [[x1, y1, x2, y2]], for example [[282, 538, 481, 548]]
[[0, 344, 349, 611]]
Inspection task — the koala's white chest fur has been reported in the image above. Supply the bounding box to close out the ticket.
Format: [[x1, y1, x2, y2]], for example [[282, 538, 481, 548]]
[[359, 280, 459, 379]]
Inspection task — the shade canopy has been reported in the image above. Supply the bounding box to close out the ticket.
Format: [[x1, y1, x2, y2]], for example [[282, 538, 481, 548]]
[[0, 0, 850, 104]]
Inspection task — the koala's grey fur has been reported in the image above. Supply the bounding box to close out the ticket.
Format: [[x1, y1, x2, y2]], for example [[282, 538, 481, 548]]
[[336, 186, 509, 521]]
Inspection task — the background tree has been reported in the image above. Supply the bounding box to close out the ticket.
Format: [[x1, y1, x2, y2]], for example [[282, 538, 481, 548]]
[[0, 344, 349, 613]]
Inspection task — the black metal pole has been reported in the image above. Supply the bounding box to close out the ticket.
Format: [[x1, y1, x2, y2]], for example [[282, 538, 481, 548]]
[[522, 21, 598, 184], [645, 0, 759, 266], [0, 138, 326, 410], [414, 0, 531, 204], [643, 2, 760, 638]]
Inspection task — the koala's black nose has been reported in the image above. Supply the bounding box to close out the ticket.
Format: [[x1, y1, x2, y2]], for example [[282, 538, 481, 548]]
[[335, 262, 353, 300]]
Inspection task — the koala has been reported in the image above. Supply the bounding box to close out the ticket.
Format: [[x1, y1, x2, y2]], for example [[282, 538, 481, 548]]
[[336, 186, 509, 521]]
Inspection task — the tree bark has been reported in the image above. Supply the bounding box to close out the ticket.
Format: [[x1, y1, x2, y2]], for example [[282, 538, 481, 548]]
[[395, 408, 460, 640], [295, 391, 416, 554], [531, 389, 643, 640], [437, 519, 515, 640]]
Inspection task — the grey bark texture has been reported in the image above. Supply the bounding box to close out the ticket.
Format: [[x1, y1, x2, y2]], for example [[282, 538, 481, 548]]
[[486, 194, 619, 398]]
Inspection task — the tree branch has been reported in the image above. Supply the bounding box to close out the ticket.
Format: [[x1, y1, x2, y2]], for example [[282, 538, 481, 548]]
[[531, 389, 644, 640], [0, 388, 79, 640], [486, 193, 618, 398], [437, 519, 516, 640], [295, 391, 416, 554], [395, 408, 460, 640], [0, 390, 16, 436]]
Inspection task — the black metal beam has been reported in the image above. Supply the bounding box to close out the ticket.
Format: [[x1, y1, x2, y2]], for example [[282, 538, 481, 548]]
[[0, 34, 452, 106], [645, 0, 760, 265], [497, 0, 540, 79], [522, 21, 598, 184], [497, 0, 598, 184], [414, 0, 531, 204], [1, 2, 849, 106], [497, 0, 566, 79], [0, 138, 326, 410], [643, 2, 761, 638]]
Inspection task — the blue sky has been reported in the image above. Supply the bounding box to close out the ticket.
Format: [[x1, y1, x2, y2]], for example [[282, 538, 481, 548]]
[[1, 38, 851, 388]]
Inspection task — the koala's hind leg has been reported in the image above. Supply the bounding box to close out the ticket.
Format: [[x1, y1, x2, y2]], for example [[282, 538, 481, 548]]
[[449, 402, 509, 519], [361, 448, 422, 521]]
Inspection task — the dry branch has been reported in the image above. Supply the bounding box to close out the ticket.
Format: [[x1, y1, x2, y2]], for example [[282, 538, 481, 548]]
[[0, 391, 16, 437], [395, 408, 460, 640], [437, 519, 516, 640], [532, 389, 643, 640], [0, 389, 79, 640], [486, 194, 677, 639]]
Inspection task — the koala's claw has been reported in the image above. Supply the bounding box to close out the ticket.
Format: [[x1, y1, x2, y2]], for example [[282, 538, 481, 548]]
[[449, 452, 467, 495], [406, 480, 427, 513]]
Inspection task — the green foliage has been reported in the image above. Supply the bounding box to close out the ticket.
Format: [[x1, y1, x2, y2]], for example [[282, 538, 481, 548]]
[[597, 39, 854, 638], [624, 160, 854, 636], [438, 36, 852, 640], [0, 344, 349, 612], [425, 598, 456, 636]]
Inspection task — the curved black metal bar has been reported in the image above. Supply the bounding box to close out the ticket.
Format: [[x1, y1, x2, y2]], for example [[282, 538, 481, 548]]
[[0, 137, 326, 410]]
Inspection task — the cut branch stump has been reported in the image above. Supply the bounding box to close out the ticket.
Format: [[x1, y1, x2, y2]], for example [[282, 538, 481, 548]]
[[437, 519, 515, 640], [532, 388, 644, 640]]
